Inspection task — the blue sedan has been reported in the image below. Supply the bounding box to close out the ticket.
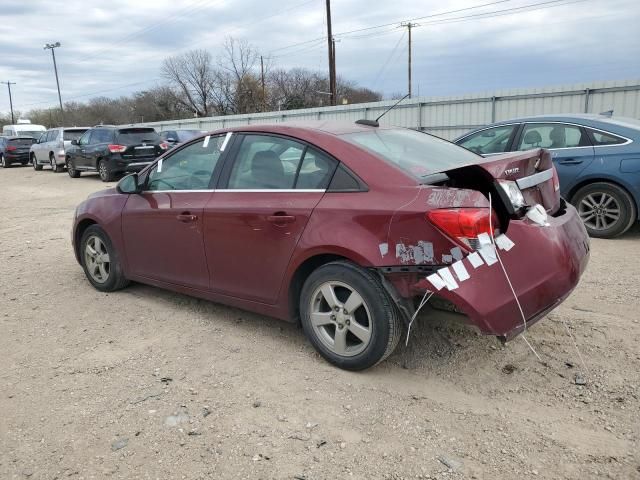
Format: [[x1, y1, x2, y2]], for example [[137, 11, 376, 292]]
[[455, 114, 640, 238]]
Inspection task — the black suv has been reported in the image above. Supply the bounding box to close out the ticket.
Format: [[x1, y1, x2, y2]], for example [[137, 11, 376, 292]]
[[66, 126, 167, 181], [0, 136, 36, 168]]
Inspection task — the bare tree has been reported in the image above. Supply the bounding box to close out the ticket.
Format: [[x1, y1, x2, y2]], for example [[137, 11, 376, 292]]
[[213, 37, 262, 114], [161, 49, 216, 117]]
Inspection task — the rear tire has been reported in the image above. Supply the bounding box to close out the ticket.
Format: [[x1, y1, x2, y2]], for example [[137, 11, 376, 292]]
[[32, 154, 43, 171], [98, 160, 115, 182], [67, 157, 80, 178], [300, 260, 402, 371], [571, 182, 636, 238], [0, 154, 9, 168], [80, 225, 130, 292]]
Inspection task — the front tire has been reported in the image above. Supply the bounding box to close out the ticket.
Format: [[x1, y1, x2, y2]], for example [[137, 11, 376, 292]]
[[32, 154, 43, 171], [67, 157, 80, 178], [571, 182, 636, 238], [80, 225, 129, 292], [300, 261, 402, 371]]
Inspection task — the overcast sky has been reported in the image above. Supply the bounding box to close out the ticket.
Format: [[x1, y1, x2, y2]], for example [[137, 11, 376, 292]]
[[0, 0, 638, 115]]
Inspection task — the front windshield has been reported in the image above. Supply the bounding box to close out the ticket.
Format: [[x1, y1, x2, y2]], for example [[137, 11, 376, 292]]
[[342, 128, 482, 178]]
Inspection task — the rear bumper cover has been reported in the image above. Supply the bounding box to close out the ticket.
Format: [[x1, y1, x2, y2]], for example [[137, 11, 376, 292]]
[[411, 204, 590, 338]]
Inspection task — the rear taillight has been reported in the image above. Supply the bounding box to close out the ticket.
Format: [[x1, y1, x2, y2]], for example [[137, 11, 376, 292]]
[[159, 142, 169, 150], [108, 144, 127, 153], [6, 145, 17, 151], [427, 208, 500, 251]]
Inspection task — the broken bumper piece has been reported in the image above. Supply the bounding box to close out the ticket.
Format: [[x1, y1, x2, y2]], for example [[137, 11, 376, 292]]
[[413, 204, 590, 339]]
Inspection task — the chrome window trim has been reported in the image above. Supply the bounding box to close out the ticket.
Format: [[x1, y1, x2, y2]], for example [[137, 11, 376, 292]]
[[140, 188, 326, 194], [218, 189, 325, 193], [516, 168, 554, 190], [519, 121, 633, 150]]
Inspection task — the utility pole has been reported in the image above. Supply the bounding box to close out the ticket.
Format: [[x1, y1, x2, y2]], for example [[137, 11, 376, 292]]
[[401, 22, 419, 98], [331, 37, 337, 105], [44, 42, 64, 123], [260, 55, 266, 112], [3, 81, 16, 124], [325, 0, 336, 106]]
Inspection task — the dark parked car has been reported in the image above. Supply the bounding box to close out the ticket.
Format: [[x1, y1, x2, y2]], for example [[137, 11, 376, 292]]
[[159, 129, 204, 149], [455, 114, 640, 238], [72, 123, 589, 370], [66, 126, 168, 182], [0, 136, 36, 167]]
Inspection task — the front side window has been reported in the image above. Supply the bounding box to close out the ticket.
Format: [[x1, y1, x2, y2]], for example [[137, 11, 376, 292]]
[[458, 125, 517, 155], [227, 135, 306, 189], [518, 124, 589, 150], [587, 129, 627, 146], [146, 136, 225, 191], [78, 131, 92, 146]]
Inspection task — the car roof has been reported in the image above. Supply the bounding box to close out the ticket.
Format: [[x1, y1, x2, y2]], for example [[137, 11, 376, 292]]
[[218, 120, 392, 137]]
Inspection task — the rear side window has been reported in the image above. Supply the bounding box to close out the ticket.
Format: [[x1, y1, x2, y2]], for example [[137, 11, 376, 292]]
[[91, 129, 114, 144], [227, 135, 304, 189], [117, 128, 159, 145], [587, 129, 627, 146], [457, 125, 517, 155], [342, 128, 481, 179], [518, 123, 589, 150], [64, 130, 86, 141]]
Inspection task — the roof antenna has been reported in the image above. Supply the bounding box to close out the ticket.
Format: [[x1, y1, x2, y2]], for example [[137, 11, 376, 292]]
[[599, 109, 613, 117], [355, 93, 410, 127]]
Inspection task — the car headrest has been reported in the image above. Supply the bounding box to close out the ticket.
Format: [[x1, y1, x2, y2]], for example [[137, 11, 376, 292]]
[[549, 126, 566, 146], [523, 130, 542, 145], [250, 150, 285, 186]]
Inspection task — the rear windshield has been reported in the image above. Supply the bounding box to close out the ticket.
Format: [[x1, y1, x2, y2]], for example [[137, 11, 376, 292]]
[[342, 128, 483, 178], [15, 130, 44, 139], [64, 130, 87, 141], [177, 130, 202, 141], [8, 138, 35, 146], [116, 128, 159, 144]]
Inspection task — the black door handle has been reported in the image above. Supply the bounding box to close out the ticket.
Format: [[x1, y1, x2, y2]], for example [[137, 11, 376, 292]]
[[558, 158, 583, 165]]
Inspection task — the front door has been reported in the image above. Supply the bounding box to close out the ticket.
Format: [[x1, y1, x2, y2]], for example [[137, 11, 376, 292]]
[[121, 135, 227, 289], [515, 123, 595, 197], [204, 133, 337, 304]]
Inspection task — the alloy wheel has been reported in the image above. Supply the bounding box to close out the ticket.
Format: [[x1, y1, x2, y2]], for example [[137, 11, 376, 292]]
[[98, 162, 108, 181], [578, 192, 621, 231], [309, 281, 372, 357], [84, 235, 111, 284]]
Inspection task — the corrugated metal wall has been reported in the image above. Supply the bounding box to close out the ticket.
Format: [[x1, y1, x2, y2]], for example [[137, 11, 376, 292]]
[[134, 79, 640, 140]]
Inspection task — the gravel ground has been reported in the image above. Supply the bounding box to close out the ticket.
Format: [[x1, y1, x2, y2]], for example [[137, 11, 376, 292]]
[[1, 166, 639, 480]]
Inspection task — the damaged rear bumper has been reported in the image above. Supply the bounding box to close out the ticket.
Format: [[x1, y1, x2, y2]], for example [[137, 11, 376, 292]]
[[389, 204, 590, 338]]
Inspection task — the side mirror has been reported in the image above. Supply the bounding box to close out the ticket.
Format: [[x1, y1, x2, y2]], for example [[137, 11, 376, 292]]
[[71, 139, 78, 145], [167, 138, 177, 143], [117, 173, 141, 194]]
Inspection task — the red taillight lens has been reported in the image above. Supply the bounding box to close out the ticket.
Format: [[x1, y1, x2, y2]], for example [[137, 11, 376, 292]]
[[427, 208, 500, 250], [107, 144, 127, 153], [159, 142, 169, 150], [6, 145, 17, 151]]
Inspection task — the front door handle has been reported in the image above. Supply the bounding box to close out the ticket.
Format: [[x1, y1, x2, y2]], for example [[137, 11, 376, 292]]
[[267, 214, 296, 225], [558, 158, 583, 165], [176, 213, 198, 223]]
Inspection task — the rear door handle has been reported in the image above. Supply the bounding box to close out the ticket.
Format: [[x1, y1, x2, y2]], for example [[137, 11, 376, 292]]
[[267, 214, 296, 225], [558, 158, 583, 165], [176, 213, 198, 223]]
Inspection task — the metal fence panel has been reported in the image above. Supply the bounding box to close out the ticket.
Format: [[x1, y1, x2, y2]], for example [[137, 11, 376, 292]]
[[129, 79, 640, 140]]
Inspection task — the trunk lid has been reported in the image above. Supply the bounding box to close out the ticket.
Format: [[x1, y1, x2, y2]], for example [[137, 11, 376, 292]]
[[479, 148, 561, 215], [8, 137, 35, 153]]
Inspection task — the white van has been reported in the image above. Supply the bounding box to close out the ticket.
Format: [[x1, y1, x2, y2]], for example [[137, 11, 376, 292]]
[[2, 120, 46, 139]]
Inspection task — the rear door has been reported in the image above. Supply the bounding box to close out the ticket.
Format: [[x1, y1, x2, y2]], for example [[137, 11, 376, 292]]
[[121, 135, 227, 289], [84, 128, 113, 169], [514, 123, 594, 197], [204, 133, 337, 304]]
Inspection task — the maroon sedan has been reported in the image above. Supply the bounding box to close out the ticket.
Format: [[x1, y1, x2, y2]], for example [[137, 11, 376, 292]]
[[72, 122, 590, 370]]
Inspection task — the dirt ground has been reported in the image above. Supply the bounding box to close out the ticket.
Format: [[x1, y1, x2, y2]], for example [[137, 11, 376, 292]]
[[0, 166, 638, 480]]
